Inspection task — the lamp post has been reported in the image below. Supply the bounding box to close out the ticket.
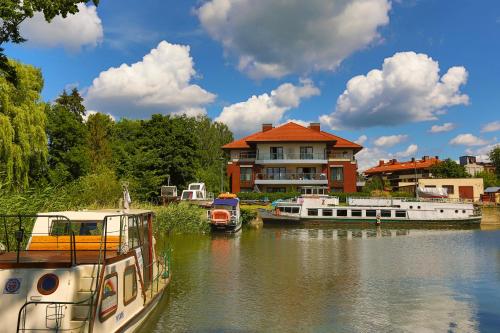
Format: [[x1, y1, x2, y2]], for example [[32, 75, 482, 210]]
[[220, 157, 225, 194]]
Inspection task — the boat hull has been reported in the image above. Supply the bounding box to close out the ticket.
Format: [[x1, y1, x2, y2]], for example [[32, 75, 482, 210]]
[[258, 209, 482, 225], [210, 222, 242, 233]]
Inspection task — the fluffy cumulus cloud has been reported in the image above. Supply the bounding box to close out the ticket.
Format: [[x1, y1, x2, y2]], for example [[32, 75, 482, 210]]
[[429, 122, 455, 133], [356, 143, 419, 171], [355, 134, 368, 145], [373, 134, 408, 147], [320, 52, 469, 129], [449, 134, 489, 146], [20, 4, 103, 51], [85, 41, 216, 118], [481, 121, 500, 133], [197, 0, 391, 79], [215, 80, 320, 136]]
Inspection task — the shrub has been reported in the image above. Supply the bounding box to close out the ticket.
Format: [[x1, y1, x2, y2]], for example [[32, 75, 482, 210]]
[[237, 191, 300, 202], [151, 202, 209, 234]]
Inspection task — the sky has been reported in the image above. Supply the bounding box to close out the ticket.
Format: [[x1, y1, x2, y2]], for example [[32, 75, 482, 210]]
[[5, 0, 500, 170]]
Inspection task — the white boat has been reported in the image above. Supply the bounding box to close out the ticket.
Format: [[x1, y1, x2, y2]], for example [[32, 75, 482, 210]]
[[180, 183, 214, 202], [259, 196, 482, 225], [0, 209, 171, 333]]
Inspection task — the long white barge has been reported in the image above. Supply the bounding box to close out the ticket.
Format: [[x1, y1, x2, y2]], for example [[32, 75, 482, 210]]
[[259, 196, 482, 225]]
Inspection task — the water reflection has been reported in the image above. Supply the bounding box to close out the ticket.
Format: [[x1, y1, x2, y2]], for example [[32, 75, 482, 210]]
[[142, 218, 500, 333]]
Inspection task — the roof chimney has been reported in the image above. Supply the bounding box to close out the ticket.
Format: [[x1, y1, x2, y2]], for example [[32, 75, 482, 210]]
[[262, 124, 273, 132], [309, 122, 321, 132], [434, 155, 439, 160], [391, 159, 397, 164], [423, 156, 429, 161], [411, 157, 415, 162], [378, 160, 384, 166]]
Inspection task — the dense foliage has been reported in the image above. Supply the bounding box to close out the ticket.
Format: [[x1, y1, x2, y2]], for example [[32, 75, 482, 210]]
[[490, 146, 500, 177], [0, 60, 47, 190], [476, 171, 499, 188], [430, 159, 468, 178]]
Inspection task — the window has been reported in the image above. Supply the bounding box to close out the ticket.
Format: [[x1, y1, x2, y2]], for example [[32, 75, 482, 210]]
[[395, 210, 406, 218], [270, 147, 283, 159], [352, 210, 362, 217], [300, 147, 313, 159], [440, 209, 444, 213], [240, 188, 252, 193], [308, 209, 318, 216], [425, 185, 436, 188], [50, 220, 101, 236], [297, 167, 316, 180], [409, 206, 413, 209], [366, 210, 377, 217], [462, 210, 466, 213], [381, 210, 391, 217], [267, 167, 286, 180], [330, 167, 344, 181], [182, 191, 193, 200], [337, 209, 348, 217], [455, 210, 459, 213], [322, 209, 333, 216], [266, 187, 286, 193], [99, 273, 118, 322], [128, 216, 141, 249], [443, 185, 454, 195], [291, 207, 300, 214], [417, 206, 421, 209], [240, 167, 252, 181], [123, 266, 138, 305]]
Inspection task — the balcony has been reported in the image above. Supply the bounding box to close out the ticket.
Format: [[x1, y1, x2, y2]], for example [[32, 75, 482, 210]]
[[254, 173, 328, 185], [255, 153, 327, 165], [328, 152, 356, 162]]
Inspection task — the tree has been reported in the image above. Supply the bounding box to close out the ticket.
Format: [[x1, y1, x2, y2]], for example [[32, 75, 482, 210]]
[[46, 88, 90, 183], [1, 1, 99, 84], [430, 159, 468, 178], [489, 146, 500, 176], [0, 59, 47, 190], [87, 112, 113, 171], [475, 171, 498, 188]]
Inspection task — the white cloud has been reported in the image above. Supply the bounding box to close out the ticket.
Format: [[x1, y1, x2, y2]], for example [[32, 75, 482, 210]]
[[374, 134, 408, 147], [320, 52, 469, 129], [481, 121, 500, 133], [20, 4, 103, 51], [465, 143, 499, 162], [449, 134, 489, 146], [215, 80, 320, 137], [197, 0, 391, 79], [429, 122, 455, 133], [83, 110, 115, 122], [355, 135, 368, 145], [395, 144, 418, 158], [85, 41, 216, 119]]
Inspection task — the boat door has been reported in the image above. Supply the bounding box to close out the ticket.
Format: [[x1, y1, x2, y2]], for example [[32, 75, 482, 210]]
[[140, 213, 153, 289]]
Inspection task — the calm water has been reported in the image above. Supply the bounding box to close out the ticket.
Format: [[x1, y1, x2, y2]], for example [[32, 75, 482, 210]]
[[142, 209, 500, 333]]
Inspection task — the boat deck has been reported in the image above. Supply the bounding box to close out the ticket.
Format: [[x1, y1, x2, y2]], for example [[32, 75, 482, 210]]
[[0, 250, 120, 268]]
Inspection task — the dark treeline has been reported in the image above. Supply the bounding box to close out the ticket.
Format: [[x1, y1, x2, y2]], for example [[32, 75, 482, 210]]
[[0, 59, 233, 204]]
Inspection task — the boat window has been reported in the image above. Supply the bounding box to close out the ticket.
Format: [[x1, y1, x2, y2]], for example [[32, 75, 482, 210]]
[[381, 210, 391, 217], [128, 216, 141, 249], [99, 273, 118, 322], [352, 210, 362, 217], [197, 191, 204, 198], [409, 206, 413, 209], [307, 209, 318, 216], [366, 210, 377, 217], [455, 210, 459, 213], [337, 209, 348, 217], [462, 210, 466, 213], [123, 265, 138, 306], [50, 220, 101, 236], [291, 207, 300, 214], [322, 209, 333, 216], [440, 209, 444, 213], [417, 206, 421, 209], [214, 205, 233, 211], [182, 191, 193, 200], [395, 210, 406, 218], [190, 185, 200, 190]]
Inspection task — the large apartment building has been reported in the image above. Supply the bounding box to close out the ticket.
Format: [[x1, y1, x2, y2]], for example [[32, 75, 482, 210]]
[[222, 122, 362, 194]]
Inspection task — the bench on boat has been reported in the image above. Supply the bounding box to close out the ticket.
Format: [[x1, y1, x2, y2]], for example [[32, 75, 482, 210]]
[[27, 235, 120, 251]]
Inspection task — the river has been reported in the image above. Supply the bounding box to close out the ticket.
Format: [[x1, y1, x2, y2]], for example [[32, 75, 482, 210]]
[[142, 208, 500, 332]]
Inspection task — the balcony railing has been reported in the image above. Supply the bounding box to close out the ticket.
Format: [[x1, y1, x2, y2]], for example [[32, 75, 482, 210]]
[[256, 153, 327, 160], [255, 173, 327, 181], [328, 153, 356, 161], [239, 152, 257, 159]]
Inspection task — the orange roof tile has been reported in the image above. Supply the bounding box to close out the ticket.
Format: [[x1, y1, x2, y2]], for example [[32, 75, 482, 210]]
[[222, 122, 362, 150], [364, 157, 440, 174]]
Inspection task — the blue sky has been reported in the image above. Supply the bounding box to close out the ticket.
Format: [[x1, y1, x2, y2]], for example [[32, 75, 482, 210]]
[[5, 0, 500, 170]]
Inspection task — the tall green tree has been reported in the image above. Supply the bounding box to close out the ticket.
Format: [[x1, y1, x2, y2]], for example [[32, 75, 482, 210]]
[[87, 112, 113, 171], [0, 59, 47, 190], [489, 146, 500, 176], [46, 89, 90, 183], [475, 171, 498, 188], [430, 159, 468, 178], [0, 0, 99, 84]]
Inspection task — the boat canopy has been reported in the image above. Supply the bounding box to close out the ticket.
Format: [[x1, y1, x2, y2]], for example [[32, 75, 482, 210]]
[[213, 198, 239, 207]]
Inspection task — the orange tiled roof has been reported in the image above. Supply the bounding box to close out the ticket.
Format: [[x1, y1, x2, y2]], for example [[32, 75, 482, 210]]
[[364, 157, 440, 174], [222, 122, 362, 150]]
